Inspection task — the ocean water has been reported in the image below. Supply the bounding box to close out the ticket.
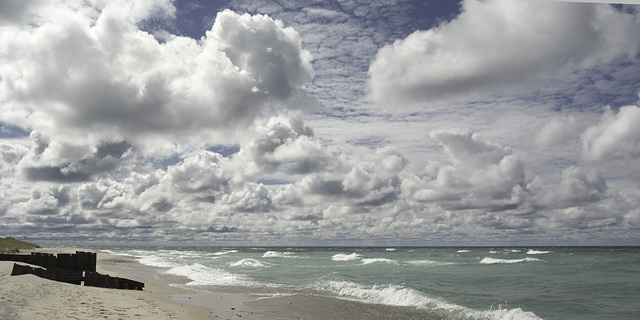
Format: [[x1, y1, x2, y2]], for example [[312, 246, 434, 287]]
[[97, 246, 640, 320]]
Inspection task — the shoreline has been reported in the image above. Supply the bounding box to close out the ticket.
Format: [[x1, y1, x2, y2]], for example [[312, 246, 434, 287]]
[[0, 247, 254, 320], [1, 247, 448, 320]]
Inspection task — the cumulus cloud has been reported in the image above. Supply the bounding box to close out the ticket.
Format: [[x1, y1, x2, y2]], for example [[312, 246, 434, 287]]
[[534, 115, 582, 150], [0, 142, 28, 173], [300, 146, 408, 207], [0, 0, 42, 25], [0, 0, 314, 187], [411, 130, 528, 210], [17, 132, 132, 182], [369, 0, 640, 103], [0, 2, 312, 161], [581, 105, 640, 162], [2, 0, 640, 245], [535, 166, 608, 209], [233, 112, 322, 179], [164, 150, 231, 194]]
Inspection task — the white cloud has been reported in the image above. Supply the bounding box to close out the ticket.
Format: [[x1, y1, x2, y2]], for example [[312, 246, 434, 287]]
[[369, 0, 640, 103], [0, 0, 43, 25], [164, 150, 231, 193], [536, 166, 608, 209], [534, 114, 582, 150], [1, 0, 640, 245], [0, 142, 28, 173], [0, 3, 312, 161], [233, 112, 320, 179], [412, 130, 528, 210], [581, 105, 640, 162]]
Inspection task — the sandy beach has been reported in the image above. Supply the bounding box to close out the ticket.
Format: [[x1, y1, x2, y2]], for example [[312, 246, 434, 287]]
[[0, 248, 254, 320], [0, 248, 447, 320]]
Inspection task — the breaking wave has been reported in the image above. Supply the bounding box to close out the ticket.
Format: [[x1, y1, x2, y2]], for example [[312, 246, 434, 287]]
[[166, 263, 255, 287], [331, 253, 362, 261], [480, 257, 544, 264], [230, 258, 268, 268], [361, 258, 397, 265], [262, 251, 296, 258], [526, 250, 551, 255], [319, 280, 541, 320], [406, 260, 455, 266], [213, 250, 239, 255]]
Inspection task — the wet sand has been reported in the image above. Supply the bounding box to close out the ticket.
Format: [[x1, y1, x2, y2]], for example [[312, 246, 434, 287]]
[[244, 293, 449, 320]]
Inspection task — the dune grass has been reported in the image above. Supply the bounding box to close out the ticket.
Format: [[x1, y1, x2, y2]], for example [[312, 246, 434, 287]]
[[0, 237, 41, 253]]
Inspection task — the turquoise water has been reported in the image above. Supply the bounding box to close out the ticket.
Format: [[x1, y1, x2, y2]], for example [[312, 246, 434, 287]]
[[98, 247, 640, 319]]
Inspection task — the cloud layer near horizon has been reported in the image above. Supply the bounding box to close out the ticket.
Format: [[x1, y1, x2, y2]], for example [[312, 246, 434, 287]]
[[1, 0, 640, 246]]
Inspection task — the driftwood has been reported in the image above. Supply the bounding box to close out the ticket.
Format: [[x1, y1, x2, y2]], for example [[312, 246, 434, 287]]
[[1, 251, 143, 290]]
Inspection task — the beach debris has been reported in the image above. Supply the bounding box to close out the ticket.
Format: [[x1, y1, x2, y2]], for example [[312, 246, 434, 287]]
[[1, 251, 144, 290]]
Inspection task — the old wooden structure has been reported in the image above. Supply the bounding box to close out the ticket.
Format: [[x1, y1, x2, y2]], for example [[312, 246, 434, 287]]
[[1, 251, 144, 290]]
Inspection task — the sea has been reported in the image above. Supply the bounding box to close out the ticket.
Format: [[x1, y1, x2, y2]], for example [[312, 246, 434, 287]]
[[95, 246, 639, 320]]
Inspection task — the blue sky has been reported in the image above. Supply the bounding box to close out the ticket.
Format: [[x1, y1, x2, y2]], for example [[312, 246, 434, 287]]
[[1, 0, 640, 246]]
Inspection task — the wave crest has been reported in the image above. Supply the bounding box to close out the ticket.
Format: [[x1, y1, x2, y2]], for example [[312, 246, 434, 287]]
[[361, 258, 397, 265], [331, 253, 361, 261], [526, 250, 551, 255], [320, 281, 542, 320], [480, 257, 544, 264], [262, 251, 296, 258], [230, 258, 268, 268], [166, 263, 253, 286]]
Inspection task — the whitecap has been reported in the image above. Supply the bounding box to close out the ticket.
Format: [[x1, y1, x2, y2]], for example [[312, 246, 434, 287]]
[[457, 250, 471, 253], [321, 280, 440, 308], [213, 250, 239, 256], [230, 258, 267, 268], [361, 258, 397, 265], [526, 249, 551, 255], [480, 257, 544, 264], [319, 281, 542, 320], [331, 253, 361, 261], [385, 248, 397, 251], [166, 263, 253, 286], [262, 251, 296, 258], [406, 260, 455, 266]]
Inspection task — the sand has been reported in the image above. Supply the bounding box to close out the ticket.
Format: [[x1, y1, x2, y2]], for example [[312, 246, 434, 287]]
[[0, 248, 444, 320], [0, 248, 252, 320]]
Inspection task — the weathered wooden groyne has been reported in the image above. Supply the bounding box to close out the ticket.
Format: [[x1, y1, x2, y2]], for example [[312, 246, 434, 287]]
[[0, 251, 96, 272], [0, 251, 144, 290]]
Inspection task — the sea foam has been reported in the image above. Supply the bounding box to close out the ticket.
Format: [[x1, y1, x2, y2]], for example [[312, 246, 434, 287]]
[[321, 280, 541, 320], [406, 260, 455, 266], [137, 255, 181, 269], [322, 280, 439, 308], [361, 258, 397, 265], [480, 257, 544, 264], [526, 249, 551, 255], [331, 253, 361, 261], [230, 258, 268, 268], [166, 263, 254, 287], [213, 249, 239, 255], [262, 251, 296, 258]]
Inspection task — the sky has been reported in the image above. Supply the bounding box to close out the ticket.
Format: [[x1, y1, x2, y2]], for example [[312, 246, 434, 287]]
[[1, 0, 640, 246]]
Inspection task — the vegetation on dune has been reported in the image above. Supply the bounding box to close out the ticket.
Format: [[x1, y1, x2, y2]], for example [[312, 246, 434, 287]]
[[0, 237, 41, 253]]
